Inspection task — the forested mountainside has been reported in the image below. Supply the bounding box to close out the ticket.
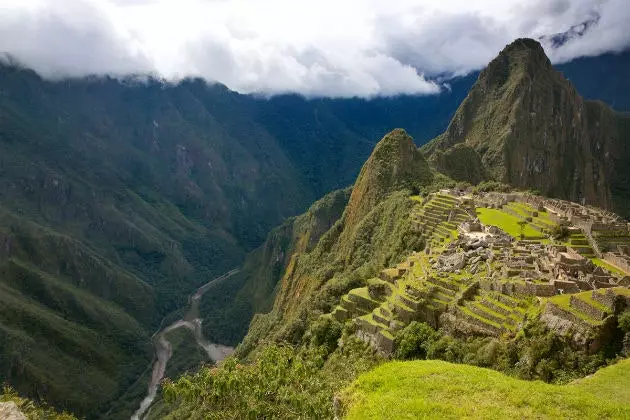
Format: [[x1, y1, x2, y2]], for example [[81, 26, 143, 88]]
[[159, 39, 630, 419], [0, 59, 472, 417], [0, 39, 629, 418]]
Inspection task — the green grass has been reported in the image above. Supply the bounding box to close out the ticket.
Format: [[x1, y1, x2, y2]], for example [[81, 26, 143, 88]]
[[342, 359, 630, 419], [349, 288, 382, 307], [545, 294, 604, 325], [612, 287, 630, 297], [459, 305, 503, 330], [476, 208, 542, 239]]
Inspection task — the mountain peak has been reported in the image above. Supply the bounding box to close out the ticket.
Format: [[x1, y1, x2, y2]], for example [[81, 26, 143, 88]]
[[479, 38, 551, 90], [504, 37, 546, 54], [422, 38, 627, 212], [342, 129, 432, 230]]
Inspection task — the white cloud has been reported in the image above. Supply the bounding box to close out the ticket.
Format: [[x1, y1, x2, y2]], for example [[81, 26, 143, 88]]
[[0, 0, 628, 97]]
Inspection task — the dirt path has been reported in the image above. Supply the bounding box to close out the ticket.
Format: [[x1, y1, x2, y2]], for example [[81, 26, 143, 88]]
[[131, 269, 240, 420]]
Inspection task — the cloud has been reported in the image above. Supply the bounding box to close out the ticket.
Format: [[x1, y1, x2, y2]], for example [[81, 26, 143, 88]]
[[0, 0, 628, 97], [0, 0, 152, 77]]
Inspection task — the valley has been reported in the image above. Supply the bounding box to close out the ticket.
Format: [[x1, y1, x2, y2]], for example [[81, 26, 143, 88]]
[[131, 269, 238, 420], [0, 35, 629, 420], [157, 40, 630, 419]]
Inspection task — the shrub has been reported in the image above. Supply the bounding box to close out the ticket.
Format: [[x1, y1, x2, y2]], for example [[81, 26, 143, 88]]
[[551, 224, 570, 241], [472, 180, 512, 193], [426, 335, 465, 363], [163, 345, 331, 419], [308, 316, 343, 354], [619, 310, 630, 333], [163, 340, 381, 419], [394, 322, 439, 360], [0, 386, 76, 420]]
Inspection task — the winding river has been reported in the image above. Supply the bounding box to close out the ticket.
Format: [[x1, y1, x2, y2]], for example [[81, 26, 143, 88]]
[[131, 269, 240, 420]]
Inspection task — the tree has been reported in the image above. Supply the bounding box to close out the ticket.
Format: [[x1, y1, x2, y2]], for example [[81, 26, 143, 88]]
[[517, 220, 528, 240]]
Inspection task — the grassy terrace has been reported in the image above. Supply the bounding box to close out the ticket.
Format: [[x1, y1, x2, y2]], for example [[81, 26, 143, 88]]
[[476, 207, 543, 239], [459, 305, 503, 330], [545, 293, 606, 326], [604, 287, 630, 298], [506, 202, 557, 230], [342, 359, 630, 419]]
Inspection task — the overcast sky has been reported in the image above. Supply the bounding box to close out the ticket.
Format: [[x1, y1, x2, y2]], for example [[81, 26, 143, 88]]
[[0, 0, 628, 97]]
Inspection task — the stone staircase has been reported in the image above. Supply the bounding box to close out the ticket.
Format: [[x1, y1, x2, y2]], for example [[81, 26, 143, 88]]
[[567, 228, 596, 258]]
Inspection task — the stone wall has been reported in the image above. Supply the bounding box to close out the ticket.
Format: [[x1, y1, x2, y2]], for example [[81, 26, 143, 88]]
[[545, 302, 592, 330], [552, 280, 580, 294], [591, 290, 616, 310], [449, 306, 503, 335], [569, 295, 607, 320], [604, 253, 630, 274]]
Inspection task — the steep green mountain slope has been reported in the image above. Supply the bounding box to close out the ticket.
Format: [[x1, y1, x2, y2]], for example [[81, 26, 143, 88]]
[[233, 129, 435, 358], [422, 38, 630, 216], [199, 187, 352, 345], [0, 65, 288, 417]]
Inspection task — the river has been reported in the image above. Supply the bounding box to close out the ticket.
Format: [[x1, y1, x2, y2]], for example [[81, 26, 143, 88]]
[[130, 269, 240, 420]]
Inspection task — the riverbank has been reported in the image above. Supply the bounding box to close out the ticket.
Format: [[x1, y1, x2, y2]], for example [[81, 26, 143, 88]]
[[130, 269, 240, 420]]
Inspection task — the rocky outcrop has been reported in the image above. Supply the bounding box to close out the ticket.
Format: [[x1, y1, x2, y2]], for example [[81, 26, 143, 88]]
[[0, 402, 26, 420]]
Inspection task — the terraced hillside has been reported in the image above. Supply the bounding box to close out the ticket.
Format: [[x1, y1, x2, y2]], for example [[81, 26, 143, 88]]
[[328, 190, 630, 355], [411, 192, 471, 247]]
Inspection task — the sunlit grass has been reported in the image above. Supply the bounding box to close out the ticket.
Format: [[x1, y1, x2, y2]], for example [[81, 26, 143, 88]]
[[343, 359, 630, 419], [476, 207, 542, 239]]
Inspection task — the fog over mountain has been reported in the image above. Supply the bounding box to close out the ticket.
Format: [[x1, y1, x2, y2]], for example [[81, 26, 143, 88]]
[[1, 0, 629, 97]]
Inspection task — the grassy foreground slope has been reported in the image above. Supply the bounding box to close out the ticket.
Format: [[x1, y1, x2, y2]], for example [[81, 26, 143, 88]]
[[342, 359, 630, 419]]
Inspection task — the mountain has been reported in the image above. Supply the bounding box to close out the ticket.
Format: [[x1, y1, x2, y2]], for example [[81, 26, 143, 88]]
[[231, 129, 434, 358], [156, 39, 630, 418], [1, 40, 629, 418], [423, 38, 630, 216], [0, 61, 471, 417]]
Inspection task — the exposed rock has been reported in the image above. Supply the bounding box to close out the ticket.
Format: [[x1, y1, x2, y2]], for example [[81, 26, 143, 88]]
[[0, 402, 26, 420], [438, 252, 466, 271]]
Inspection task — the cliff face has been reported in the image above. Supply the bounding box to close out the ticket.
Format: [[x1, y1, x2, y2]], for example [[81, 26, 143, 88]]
[[424, 38, 630, 214]]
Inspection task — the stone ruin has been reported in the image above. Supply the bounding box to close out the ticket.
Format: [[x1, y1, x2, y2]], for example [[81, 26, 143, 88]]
[[339, 191, 630, 356]]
